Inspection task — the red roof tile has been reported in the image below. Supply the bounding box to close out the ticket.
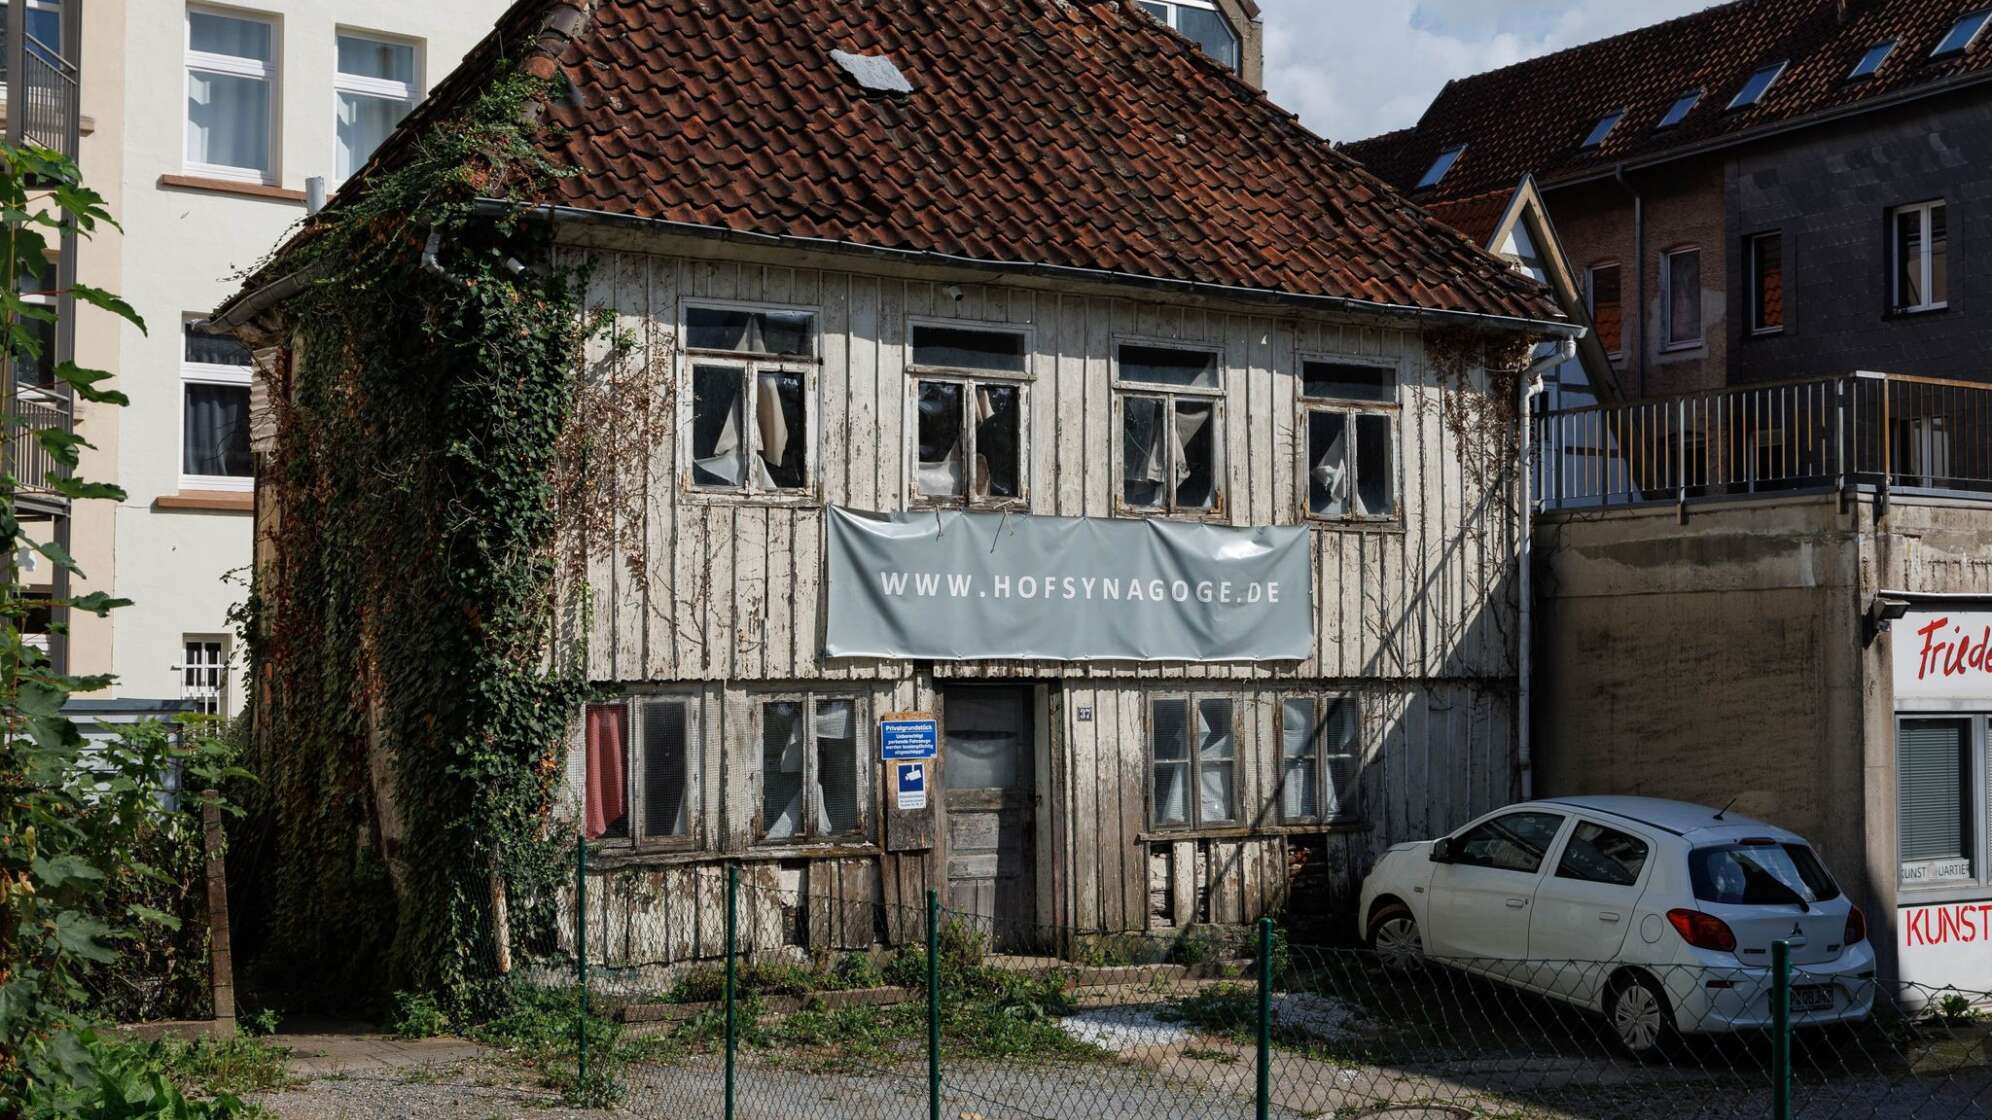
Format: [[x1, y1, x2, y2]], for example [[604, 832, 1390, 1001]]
[[315, 0, 1561, 325], [1345, 0, 1992, 203]]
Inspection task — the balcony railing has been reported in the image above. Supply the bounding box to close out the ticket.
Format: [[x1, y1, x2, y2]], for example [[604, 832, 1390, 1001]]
[[1534, 372, 1992, 511], [2, 1, 80, 161], [10, 387, 73, 505]]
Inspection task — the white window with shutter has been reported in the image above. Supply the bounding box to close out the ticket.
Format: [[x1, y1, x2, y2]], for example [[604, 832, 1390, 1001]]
[[1897, 717, 1982, 891], [758, 694, 866, 843], [1149, 695, 1237, 831]]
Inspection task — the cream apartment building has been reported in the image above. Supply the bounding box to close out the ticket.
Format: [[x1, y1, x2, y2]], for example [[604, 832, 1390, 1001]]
[[60, 0, 504, 715]]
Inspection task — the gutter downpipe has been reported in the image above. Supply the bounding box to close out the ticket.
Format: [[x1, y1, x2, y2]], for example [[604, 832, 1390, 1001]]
[[1612, 163, 1646, 397], [1519, 336, 1576, 802]]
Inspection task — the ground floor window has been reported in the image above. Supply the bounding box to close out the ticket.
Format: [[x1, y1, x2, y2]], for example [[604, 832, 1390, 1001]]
[[1897, 716, 1985, 891], [1149, 695, 1237, 830], [179, 637, 227, 716], [759, 694, 865, 843], [1278, 696, 1360, 823], [583, 695, 701, 846]]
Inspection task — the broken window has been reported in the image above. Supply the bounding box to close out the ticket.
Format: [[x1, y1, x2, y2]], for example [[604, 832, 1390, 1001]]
[[581, 695, 701, 847], [1150, 695, 1237, 830], [760, 694, 864, 842], [1302, 360, 1397, 521], [1281, 696, 1361, 823], [686, 304, 817, 494], [1118, 343, 1223, 515], [910, 325, 1028, 504]]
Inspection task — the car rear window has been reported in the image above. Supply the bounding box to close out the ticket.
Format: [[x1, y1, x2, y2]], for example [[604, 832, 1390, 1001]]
[[1690, 843, 1841, 905]]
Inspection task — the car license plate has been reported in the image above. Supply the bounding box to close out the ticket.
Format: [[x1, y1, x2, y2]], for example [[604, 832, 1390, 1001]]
[[1792, 985, 1835, 1012]]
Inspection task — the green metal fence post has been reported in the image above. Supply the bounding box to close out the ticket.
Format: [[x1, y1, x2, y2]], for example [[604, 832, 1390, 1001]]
[[725, 863, 738, 1120], [1256, 917, 1273, 1120], [927, 888, 941, 1120], [1772, 938, 1791, 1120], [576, 833, 589, 1086]]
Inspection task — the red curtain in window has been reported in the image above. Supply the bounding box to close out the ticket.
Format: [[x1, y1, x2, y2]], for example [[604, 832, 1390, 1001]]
[[584, 704, 628, 839]]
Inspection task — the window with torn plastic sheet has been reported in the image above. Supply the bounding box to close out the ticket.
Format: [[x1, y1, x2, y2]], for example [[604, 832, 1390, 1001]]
[[692, 364, 747, 487], [755, 369, 807, 489], [1197, 698, 1237, 824], [1122, 394, 1223, 513], [759, 695, 864, 842], [1123, 395, 1168, 509], [1150, 697, 1190, 828], [1305, 406, 1396, 521], [1151, 695, 1237, 829], [915, 379, 1024, 502], [916, 381, 966, 498], [686, 306, 816, 356], [691, 363, 811, 493], [1174, 400, 1217, 510]]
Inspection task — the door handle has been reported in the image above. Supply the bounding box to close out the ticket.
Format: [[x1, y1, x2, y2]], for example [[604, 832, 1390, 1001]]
[[1505, 898, 1528, 909], [1599, 912, 1622, 923]]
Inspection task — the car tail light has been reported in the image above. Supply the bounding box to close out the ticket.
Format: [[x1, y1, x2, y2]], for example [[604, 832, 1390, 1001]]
[[1667, 908, 1738, 953], [1844, 905, 1866, 946]]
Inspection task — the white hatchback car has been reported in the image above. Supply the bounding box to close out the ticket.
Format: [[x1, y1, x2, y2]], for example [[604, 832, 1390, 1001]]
[[1358, 796, 1875, 1054]]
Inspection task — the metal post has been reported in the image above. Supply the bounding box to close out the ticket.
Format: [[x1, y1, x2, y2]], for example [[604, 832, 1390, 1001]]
[[1772, 939, 1791, 1120], [1256, 917, 1273, 1120], [725, 864, 738, 1120], [927, 889, 941, 1120], [576, 833, 589, 1084]]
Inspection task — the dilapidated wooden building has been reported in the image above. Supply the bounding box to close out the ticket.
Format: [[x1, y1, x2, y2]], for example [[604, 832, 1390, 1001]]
[[218, 0, 1578, 978]]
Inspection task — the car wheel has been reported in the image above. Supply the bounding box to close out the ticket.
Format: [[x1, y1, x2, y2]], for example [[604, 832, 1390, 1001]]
[[1606, 972, 1675, 1058], [1367, 903, 1424, 970]]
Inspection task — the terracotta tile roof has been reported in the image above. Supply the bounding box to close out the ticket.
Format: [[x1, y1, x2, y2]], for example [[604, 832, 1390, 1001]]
[[313, 0, 1561, 326], [1344, 0, 1992, 203]]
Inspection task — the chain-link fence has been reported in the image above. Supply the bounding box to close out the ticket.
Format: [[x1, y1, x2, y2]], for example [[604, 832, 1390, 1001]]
[[517, 845, 1992, 1120]]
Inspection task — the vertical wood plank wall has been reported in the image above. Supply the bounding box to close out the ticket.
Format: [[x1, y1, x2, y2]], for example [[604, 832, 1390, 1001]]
[[559, 245, 1523, 961]]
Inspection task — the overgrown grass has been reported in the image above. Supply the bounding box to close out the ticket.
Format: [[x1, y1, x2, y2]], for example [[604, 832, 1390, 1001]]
[[136, 1034, 297, 1098]]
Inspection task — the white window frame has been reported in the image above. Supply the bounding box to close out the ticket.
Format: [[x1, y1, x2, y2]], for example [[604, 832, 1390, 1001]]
[[905, 318, 1033, 510], [1660, 246, 1704, 351], [184, 5, 278, 185], [1585, 261, 1624, 360], [1276, 694, 1362, 825], [1890, 200, 1948, 314], [332, 29, 422, 183], [1893, 715, 1988, 900], [1747, 230, 1785, 336], [1146, 692, 1240, 832], [177, 635, 229, 716], [1297, 355, 1401, 525], [753, 692, 869, 846], [1112, 338, 1226, 519], [180, 318, 255, 492], [577, 692, 704, 852], [678, 299, 821, 503], [1136, 0, 1240, 71]]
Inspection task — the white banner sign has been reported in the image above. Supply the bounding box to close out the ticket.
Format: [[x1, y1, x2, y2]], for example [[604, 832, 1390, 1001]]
[[1898, 900, 1992, 1003], [1893, 610, 1992, 701]]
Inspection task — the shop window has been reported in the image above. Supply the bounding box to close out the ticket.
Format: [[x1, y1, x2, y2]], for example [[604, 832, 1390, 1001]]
[[582, 696, 700, 846], [1301, 361, 1397, 521], [760, 695, 864, 842], [685, 304, 817, 495], [1897, 718, 1977, 889], [1150, 695, 1237, 830], [1279, 696, 1360, 823], [1116, 343, 1223, 515], [909, 325, 1028, 505]]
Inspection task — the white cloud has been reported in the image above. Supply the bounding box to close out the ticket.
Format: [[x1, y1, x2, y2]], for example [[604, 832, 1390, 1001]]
[[1258, 0, 1719, 142]]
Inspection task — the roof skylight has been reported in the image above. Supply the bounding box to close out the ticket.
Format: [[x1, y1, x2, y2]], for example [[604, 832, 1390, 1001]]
[[1727, 61, 1787, 109], [1849, 40, 1895, 79], [1932, 10, 1992, 58], [1417, 144, 1465, 189], [1657, 91, 1701, 128], [1581, 110, 1625, 149]]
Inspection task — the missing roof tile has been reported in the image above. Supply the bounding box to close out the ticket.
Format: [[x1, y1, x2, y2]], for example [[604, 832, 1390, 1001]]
[[830, 49, 913, 94]]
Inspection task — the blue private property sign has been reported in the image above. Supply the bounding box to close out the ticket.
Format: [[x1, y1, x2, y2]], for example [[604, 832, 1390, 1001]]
[[879, 713, 938, 761]]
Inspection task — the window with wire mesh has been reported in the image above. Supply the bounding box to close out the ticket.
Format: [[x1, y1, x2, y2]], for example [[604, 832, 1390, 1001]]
[[761, 695, 864, 842], [685, 304, 817, 495], [1279, 696, 1361, 823], [580, 695, 700, 846], [1150, 695, 1237, 830], [180, 638, 226, 716], [1117, 343, 1224, 515], [910, 324, 1028, 506]]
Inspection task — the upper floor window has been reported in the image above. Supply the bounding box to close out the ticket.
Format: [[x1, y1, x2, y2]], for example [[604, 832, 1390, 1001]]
[[582, 695, 701, 847], [1661, 247, 1703, 349], [181, 321, 254, 490], [759, 694, 865, 843], [1581, 110, 1623, 150], [1726, 61, 1787, 110], [1116, 343, 1222, 516], [15, 261, 57, 393], [1748, 231, 1784, 335], [1892, 200, 1948, 313], [1279, 696, 1360, 823], [1150, 695, 1237, 830], [1417, 144, 1465, 190], [1657, 90, 1701, 129], [186, 8, 276, 183], [335, 32, 418, 181], [1135, 0, 1239, 71], [1300, 360, 1396, 522], [685, 304, 817, 496], [910, 324, 1028, 506], [5, 0, 64, 54], [1849, 41, 1895, 79], [1932, 10, 1992, 58], [1586, 262, 1623, 357]]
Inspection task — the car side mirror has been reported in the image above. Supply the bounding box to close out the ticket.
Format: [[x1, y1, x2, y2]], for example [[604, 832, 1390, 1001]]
[[1431, 837, 1455, 864]]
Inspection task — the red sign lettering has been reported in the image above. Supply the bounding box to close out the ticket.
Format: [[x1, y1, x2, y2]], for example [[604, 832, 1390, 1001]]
[[1905, 903, 1992, 946], [1914, 616, 1992, 683]]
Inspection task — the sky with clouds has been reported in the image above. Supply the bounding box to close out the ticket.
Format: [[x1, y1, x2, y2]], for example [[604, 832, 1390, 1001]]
[[1256, 0, 1722, 143]]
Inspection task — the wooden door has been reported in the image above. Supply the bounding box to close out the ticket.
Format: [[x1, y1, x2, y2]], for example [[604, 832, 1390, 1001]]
[[941, 686, 1036, 952]]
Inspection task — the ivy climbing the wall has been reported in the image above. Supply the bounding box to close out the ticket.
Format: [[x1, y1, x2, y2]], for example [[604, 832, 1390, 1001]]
[[233, 66, 598, 1015]]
